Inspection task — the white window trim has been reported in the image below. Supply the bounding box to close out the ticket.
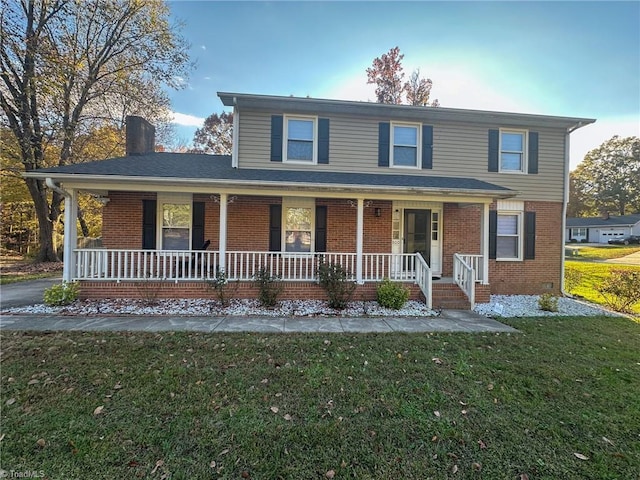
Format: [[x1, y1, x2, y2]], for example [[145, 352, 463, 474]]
[[496, 211, 523, 261], [157, 193, 193, 250], [283, 115, 318, 164], [281, 197, 315, 253], [499, 128, 528, 174], [390, 122, 421, 169]]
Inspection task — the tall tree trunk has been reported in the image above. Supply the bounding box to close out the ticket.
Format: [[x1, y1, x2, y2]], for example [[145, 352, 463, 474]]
[[25, 177, 59, 262]]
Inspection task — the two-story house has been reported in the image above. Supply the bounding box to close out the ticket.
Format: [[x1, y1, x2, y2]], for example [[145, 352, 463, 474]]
[[25, 92, 595, 309]]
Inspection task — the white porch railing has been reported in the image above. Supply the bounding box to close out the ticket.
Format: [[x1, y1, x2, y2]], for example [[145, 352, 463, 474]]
[[456, 254, 484, 283], [453, 253, 475, 309], [414, 253, 432, 309], [74, 249, 424, 283]]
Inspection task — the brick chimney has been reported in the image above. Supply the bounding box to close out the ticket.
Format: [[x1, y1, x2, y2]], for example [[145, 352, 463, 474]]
[[126, 116, 156, 155]]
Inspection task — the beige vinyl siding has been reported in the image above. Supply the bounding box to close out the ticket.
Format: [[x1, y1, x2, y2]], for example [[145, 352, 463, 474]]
[[237, 110, 567, 202]]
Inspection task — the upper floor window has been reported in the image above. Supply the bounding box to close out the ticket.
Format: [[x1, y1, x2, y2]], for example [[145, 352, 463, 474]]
[[285, 116, 316, 163], [500, 130, 527, 173], [392, 123, 420, 168]]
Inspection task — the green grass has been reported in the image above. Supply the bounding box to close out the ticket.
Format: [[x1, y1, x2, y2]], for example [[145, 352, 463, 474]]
[[566, 260, 640, 314], [2, 318, 639, 479], [565, 244, 640, 261], [0, 272, 59, 285]]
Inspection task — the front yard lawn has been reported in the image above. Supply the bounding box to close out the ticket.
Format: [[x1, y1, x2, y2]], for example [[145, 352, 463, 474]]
[[564, 244, 640, 261], [1, 316, 639, 479]]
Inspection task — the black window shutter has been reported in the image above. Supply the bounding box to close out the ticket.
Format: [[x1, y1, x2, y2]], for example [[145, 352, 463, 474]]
[[315, 205, 327, 252], [488, 129, 499, 172], [142, 199, 157, 250], [191, 202, 205, 250], [318, 118, 330, 164], [421, 125, 433, 169], [270, 115, 283, 162], [489, 210, 497, 259], [528, 132, 539, 174], [524, 211, 536, 260], [378, 122, 390, 167], [269, 204, 282, 251]]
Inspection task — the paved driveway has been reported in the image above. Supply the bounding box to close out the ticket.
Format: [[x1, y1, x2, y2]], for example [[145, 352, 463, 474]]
[[0, 277, 61, 309]]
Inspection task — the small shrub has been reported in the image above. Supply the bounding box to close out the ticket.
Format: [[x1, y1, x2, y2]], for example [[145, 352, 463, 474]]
[[43, 281, 80, 306], [580, 238, 589, 243], [596, 269, 640, 313], [538, 293, 559, 312], [135, 275, 161, 306], [569, 238, 578, 243], [564, 266, 583, 294], [317, 261, 356, 310], [376, 278, 410, 309], [206, 268, 238, 308], [252, 267, 283, 307]]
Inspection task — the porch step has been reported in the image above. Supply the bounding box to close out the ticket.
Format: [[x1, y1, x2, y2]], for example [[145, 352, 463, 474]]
[[431, 283, 471, 310]]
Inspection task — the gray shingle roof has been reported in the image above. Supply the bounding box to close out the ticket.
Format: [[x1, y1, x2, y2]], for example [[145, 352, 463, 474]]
[[27, 152, 512, 195], [566, 214, 640, 228]]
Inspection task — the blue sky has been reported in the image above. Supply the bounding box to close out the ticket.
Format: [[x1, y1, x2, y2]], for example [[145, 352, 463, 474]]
[[166, 1, 640, 169]]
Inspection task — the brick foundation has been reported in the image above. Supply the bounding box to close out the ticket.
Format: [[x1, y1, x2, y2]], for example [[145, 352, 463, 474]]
[[79, 280, 424, 302]]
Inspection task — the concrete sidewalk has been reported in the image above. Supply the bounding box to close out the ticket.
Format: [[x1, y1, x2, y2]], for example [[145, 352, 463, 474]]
[[0, 309, 517, 333]]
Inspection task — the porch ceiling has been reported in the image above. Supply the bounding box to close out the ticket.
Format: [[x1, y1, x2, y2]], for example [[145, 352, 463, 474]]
[[25, 153, 515, 199]]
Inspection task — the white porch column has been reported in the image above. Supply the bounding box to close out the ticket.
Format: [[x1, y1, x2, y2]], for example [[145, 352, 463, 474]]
[[480, 202, 490, 285], [62, 188, 78, 282], [218, 193, 228, 273], [356, 198, 364, 284]]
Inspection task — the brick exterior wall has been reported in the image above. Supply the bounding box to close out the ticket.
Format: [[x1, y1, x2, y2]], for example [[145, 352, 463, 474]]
[[442, 203, 481, 277], [488, 200, 563, 295], [97, 192, 563, 301]]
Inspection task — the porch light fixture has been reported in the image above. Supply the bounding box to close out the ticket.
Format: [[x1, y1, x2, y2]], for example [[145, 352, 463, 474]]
[[93, 195, 110, 206], [374, 207, 381, 217]]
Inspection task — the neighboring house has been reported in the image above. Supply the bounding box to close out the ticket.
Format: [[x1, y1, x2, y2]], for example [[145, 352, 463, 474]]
[[566, 214, 640, 243], [25, 93, 594, 309]]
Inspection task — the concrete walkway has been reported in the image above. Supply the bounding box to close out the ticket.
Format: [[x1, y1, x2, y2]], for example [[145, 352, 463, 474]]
[[0, 309, 517, 334]]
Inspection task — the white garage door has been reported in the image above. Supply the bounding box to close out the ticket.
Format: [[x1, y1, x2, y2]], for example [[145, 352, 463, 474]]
[[599, 229, 625, 243]]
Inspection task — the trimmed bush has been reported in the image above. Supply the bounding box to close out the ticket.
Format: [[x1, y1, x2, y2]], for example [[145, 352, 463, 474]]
[[376, 278, 410, 309], [43, 281, 80, 306], [538, 293, 559, 312], [252, 267, 283, 307], [317, 261, 356, 310], [564, 266, 583, 295], [596, 269, 640, 313]]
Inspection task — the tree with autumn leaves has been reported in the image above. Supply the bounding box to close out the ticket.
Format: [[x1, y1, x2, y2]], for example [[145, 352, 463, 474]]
[[366, 47, 439, 107], [1, 0, 191, 262]]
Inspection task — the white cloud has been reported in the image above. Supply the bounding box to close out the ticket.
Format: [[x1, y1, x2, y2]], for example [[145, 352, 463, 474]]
[[171, 111, 205, 127], [201, 45, 206, 50], [570, 116, 640, 170]]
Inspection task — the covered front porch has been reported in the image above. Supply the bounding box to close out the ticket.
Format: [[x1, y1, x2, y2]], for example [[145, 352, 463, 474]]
[[59, 185, 493, 309]]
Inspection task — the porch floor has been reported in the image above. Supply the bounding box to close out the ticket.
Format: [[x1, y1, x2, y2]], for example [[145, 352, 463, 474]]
[[0, 311, 517, 333]]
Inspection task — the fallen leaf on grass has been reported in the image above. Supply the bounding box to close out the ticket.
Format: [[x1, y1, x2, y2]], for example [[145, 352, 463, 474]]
[[452, 464, 458, 474], [487, 383, 494, 391], [602, 436, 614, 446], [519, 474, 529, 480], [27, 379, 39, 385], [93, 405, 104, 415], [325, 470, 335, 479], [574, 452, 589, 460], [150, 459, 164, 474], [478, 439, 487, 449], [270, 406, 279, 414], [472, 462, 481, 471], [283, 414, 292, 421], [209, 461, 216, 468], [219, 448, 229, 456], [431, 357, 442, 365], [5, 398, 16, 406], [433, 411, 441, 417], [36, 438, 46, 447]]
